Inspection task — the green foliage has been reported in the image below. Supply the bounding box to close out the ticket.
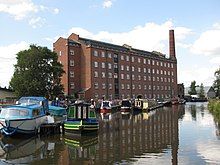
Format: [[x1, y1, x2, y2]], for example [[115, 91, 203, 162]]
[[208, 99, 220, 122], [10, 45, 64, 99], [214, 68, 220, 97], [199, 83, 205, 98], [188, 80, 197, 95]]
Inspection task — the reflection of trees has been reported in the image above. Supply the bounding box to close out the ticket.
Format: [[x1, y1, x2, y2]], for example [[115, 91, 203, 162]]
[[200, 104, 205, 117], [190, 104, 197, 121]]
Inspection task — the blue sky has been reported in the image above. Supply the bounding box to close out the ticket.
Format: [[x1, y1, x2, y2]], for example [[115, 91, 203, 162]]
[[0, 0, 220, 87]]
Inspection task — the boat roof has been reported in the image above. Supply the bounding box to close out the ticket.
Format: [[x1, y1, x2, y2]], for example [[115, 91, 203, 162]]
[[19, 96, 46, 101]]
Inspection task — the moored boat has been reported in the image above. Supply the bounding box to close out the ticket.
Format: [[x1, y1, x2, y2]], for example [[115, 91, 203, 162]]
[[0, 97, 49, 136], [100, 100, 120, 114], [133, 99, 149, 111], [120, 99, 132, 114], [63, 102, 99, 135]]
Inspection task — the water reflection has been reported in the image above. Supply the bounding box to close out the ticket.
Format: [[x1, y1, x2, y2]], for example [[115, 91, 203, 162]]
[[3, 103, 220, 164], [97, 105, 185, 164]]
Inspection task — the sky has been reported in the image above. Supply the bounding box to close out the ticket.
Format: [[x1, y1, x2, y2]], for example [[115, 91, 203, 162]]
[[0, 0, 220, 88]]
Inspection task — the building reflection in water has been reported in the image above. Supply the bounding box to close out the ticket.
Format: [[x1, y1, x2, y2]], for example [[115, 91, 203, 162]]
[[96, 105, 185, 164], [0, 105, 185, 165]]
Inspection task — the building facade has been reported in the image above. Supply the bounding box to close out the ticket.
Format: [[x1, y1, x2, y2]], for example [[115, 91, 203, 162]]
[[53, 30, 177, 101]]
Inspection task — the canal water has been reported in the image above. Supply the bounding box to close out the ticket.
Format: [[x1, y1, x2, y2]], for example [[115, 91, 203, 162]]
[[0, 102, 220, 164]]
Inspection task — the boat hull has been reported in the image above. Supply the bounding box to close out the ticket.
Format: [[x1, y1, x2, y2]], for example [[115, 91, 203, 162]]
[[0, 115, 47, 136], [64, 119, 99, 135]]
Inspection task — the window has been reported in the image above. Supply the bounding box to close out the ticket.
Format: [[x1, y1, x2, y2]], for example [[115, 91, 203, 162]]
[[152, 60, 155, 65], [148, 59, 151, 65], [138, 58, 141, 63], [152, 69, 155, 74], [171, 63, 173, 68], [108, 63, 112, 69], [126, 66, 129, 71], [93, 50, 98, 57], [109, 84, 112, 89], [95, 93, 99, 98], [144, 76, 146, 81], [164, 70, 166, 75], [94, 71, 98, 77], [138, 75, 141, 80], [126, 56, 129, 61], [121, 65, 124, 71], [70, 49, 74, 55], [168, 71, 170, 75], [157, 69, 159, 74], [126, 74, 130, 80], [114, 64, 118, 68], [143, 59, 146, 64], [59, 51, 62, 56], [108, 72, 112, 78], [132, 84, 135, 89], [127, 84, 130, 89], [70, 83, 74, 89], [148, 69, 151, 74], [138, 67, 141, 72], [121, 74, 124, 79], [157, 61, 159, 66], [131, 56, 134, 62], [70, 60, 74, 66], [148, 76, 151, 81], [114, 73, 118, 78], [94, 62, 98, 68], [171, 72, 174, 76], [157, 77, 159, 81], [149, 85, 151, 90], [102, 62, 105, 68], [70, 71, 74, 78], [121, 84, 124, 89], [161, 77, 163, 82], [132, 74, 135, 80], [94, 83, 98, 89], [102, 83, 106, 89], [132, 66, 135, 72], [153, 77, 155, 81], [102, 72, 106, 78], [138, 85, 141, 89], [161, 70, 163, 75], [167, 63, 170, 68], [121, 55, 124, 60], [160, 62, 163, 67], [144, 68, 146, 73], [101, 51, 105, 57], [108, 53, 112, 58]]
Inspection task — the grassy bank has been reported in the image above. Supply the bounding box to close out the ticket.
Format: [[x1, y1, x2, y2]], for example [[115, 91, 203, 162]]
[[208, 99, 220, 120]]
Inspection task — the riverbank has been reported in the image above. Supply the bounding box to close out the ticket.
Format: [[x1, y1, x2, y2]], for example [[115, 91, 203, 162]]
[[208, 99, 220, 120]]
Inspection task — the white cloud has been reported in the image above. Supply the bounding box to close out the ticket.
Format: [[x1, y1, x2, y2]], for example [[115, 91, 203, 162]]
[[178, 66, 216, 87], [28, 17, 45, 28], [209, 57, 220, 64], [191, 23, 220, 56], [0, 41, 29, 87], [68, 21, 191, 55], [0, 0, 59, 27], [103, 0, 113, 8]]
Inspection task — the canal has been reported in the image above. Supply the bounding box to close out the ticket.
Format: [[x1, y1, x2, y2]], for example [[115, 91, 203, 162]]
[[0, 102, 220, 164]]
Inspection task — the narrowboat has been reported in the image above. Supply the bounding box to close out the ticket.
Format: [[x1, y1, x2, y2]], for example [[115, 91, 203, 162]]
[[100, 100, 120, 114], [133, 99, 149, 111], [120, 99, 132, 114], [63, 102, 99, 135], [0, 97, 49, 136]]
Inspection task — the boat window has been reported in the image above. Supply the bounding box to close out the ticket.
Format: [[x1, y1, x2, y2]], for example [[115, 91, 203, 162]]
[[0, 108, 29, 117], [68, 106, 75, 118], [18, 97, 40, 105], [102, 101, 110, 107], [89, 109, 96, 118]]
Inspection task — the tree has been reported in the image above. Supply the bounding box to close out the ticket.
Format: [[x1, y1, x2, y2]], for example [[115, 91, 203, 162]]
[[213, 68, 220, 97], [199, 83, 205, 98], [188, 81, 197, 95], [10, 45, 64, 99]]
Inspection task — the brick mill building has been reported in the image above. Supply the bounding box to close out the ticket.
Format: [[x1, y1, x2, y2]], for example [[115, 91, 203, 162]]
[[53, 30, 177, 101]]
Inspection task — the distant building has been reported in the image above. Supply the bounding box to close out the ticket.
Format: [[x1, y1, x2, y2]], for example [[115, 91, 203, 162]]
[[54, 30, 178, 101], [207, 86, 216, 99], [0, 87, 16, 104], [177, 83, 184, 99]]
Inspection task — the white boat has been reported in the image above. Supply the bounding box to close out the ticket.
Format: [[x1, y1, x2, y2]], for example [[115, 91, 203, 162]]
[[0, 97, 49, 136]]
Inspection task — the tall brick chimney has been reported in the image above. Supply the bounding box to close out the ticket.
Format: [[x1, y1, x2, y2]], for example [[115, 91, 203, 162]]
[[169, 29, 176, 60]]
